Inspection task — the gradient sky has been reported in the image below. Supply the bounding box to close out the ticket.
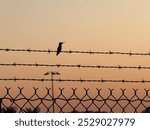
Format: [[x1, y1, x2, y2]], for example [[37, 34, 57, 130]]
[[0, 0, 150, 100]]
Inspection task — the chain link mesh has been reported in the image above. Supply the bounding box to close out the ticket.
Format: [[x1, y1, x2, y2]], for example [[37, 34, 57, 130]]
[[0, 87, 149, 113]]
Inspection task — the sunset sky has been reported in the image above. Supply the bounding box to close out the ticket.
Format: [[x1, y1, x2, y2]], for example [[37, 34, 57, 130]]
[[0, 1, 150, 112]]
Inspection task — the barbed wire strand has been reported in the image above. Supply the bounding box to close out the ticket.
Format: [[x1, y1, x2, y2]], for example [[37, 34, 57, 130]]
[[0, 48, 150, 56], [0, 63, 149, 70], [0, 77, 149, 83]]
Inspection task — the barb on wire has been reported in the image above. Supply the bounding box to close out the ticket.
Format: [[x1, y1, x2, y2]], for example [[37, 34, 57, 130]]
[[0, 77, 150, 83], [0, 48, 150, 56], [0, 63, 150, 70]]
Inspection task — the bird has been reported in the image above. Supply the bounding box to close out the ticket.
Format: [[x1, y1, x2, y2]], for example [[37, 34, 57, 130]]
[[56, 42, 64, 56]]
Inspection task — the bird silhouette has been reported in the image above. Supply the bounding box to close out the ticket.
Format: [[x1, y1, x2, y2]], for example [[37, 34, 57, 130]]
[[56, 42, 64, 56]]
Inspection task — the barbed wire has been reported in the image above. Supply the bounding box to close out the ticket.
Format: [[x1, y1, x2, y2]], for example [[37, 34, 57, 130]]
[[0, 77, 150, 83], [0, 62, 150, 70], [0, 48, 150, 56]]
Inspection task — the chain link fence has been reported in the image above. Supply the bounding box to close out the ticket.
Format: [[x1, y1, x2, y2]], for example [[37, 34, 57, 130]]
[[0, 87, 149, 113]]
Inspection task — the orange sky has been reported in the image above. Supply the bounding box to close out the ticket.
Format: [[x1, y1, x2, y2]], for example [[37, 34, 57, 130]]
[[0, 0, 150, 106]]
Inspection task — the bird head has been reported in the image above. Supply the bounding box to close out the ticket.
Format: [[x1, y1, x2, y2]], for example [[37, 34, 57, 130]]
[[59, 42, 65, 45]]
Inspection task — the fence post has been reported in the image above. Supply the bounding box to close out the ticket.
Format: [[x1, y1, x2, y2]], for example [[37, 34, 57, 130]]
[[0, 98, 2, 112], [51, 73, 55, 113]]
